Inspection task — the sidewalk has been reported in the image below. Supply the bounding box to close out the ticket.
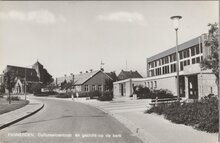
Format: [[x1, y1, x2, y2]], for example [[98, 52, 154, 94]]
[[0, 95, 44, 130], [76, 98, 218, 143]]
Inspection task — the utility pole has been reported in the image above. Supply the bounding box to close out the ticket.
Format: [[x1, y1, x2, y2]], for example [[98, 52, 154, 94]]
[[24, 68, 26, 100]]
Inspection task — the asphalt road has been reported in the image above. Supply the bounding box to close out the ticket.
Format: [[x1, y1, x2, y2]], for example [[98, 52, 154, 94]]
[[0, 97, 142, 143]]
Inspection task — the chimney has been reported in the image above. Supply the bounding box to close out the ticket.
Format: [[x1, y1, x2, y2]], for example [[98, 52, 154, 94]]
[[90, 69, 93, 72], [86, 71, 88, 73], [80, 72, 82, 74]]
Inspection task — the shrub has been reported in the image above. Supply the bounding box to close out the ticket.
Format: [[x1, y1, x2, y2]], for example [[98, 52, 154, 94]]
[[79, 91, 101, 99], [34, 93, 49, 97], [195, 96, 218, 132], [146, 95, 219, 133], [43, 91, 58, 95], [31, 83, 43, 94], [134, 85, 151, 99], [7, 95, 20, 101], [34, 91, 58, 97], [0, 84, 5, 95], [98, 91, 113, 101], [151, 89, 174, 99], [146, 103, 168, 115], [55, 92, 72, 98], [134, 85, 174, 99]]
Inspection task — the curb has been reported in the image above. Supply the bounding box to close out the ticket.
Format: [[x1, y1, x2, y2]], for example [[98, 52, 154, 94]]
[[0, 103, 44, 130]]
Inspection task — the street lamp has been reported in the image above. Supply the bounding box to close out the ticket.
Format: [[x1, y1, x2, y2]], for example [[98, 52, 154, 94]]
[[24, 68, 27, 100], [100, 60, 104, 96], [170, 15, 182, 101], [24, 65, 34, 100]]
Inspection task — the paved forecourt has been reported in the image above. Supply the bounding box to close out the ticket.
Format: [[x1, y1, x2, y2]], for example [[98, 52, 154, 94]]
[[80, 99, 151, 114], [77, 97, 218, 143]]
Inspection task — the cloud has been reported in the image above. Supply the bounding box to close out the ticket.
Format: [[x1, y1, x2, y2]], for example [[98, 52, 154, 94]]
[[97, 11, 146, 24], [0, 10, 66, 24]]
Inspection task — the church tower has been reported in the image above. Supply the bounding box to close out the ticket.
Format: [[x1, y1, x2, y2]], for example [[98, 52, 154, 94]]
[[32, 60, 43, 80]]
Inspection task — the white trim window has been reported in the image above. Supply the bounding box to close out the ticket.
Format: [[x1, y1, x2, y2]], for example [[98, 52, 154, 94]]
[[84, 85, 89, 92], [98, 85, 102, 91], [92, 85, 96, 91]]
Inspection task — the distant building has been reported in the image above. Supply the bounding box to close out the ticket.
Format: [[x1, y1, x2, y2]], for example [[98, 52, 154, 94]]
[[105, 71, 118, 82], [114, 34, 218, 99], [1, 61, 53, 94], [117, 70, 142, 81], [56, 70, 113, 94]]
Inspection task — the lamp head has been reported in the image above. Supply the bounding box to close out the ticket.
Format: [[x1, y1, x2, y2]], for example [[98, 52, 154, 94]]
[[170, 16, 182, 30]]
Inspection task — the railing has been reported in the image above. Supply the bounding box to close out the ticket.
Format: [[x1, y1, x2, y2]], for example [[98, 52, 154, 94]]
[[149, 97, 181, 106]]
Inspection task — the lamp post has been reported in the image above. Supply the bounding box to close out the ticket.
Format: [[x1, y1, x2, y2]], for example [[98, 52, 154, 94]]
[[24, 65, 34, 100], [24, 68, 27, 100], [100, 60, 104, 96], [170, 15, 182, 101]]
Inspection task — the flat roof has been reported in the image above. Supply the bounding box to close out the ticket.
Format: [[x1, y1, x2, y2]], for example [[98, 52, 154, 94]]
[[147, 35, 202, 63]]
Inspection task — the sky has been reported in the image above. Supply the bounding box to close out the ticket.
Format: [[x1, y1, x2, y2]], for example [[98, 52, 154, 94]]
[[0, 1, 218, 78]]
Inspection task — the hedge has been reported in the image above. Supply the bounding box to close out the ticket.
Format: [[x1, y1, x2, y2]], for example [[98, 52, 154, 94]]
[[55, 90, 113, 101], [6, 95, 20, 101], [34, 91, 58, 97], [146, 95, 219, 133], [98, 91, 113, 101]]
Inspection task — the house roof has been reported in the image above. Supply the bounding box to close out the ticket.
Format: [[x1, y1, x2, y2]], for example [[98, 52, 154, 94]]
[[56, 75, 73, 85], [74, 70, 101, 85], [147, 35, 202, 63], [56, 70, 113, 86], [4, 65, 39, 82], [105, 72, 118, 81], [118, 70, 143, 80]]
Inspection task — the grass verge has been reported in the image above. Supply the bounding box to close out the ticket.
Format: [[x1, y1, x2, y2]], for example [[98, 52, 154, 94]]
[[0, 98, 29, 115]]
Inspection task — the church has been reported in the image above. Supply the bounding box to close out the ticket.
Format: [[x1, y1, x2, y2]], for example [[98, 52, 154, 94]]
[[1, 61, 53, 94]]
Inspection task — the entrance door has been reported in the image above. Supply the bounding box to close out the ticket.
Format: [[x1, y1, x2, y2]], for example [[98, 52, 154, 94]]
[[120, 84, 124, 96], [179, 76, 185, 97], [188, 75, 198, 99]]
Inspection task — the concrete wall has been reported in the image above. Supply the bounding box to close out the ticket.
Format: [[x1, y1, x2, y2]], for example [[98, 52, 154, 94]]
[[113, 79, 145, 98], [198, 73, 218, 99], [113, 83, 120, 97], [142, 76, 177, 95]]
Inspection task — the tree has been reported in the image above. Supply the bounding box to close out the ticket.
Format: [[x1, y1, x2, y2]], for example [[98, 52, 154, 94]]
[[4, 71, 16, 104], [30, 82, 43, 94], [0, 84, 5, 95], [105, 79, 113, 91], [60, 80, 67, 90], [200, 23, 219, 86], [34, 62, 53, 86], [41, 69, 54, 85], [46, 83, 58, 92]]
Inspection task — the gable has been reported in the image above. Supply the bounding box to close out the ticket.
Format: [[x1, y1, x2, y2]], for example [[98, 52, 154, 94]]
[[83, 71, 112, 85]]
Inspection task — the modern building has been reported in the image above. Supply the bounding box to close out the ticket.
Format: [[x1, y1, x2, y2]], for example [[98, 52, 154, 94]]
[[56, 70, 113, 94], [113, 78, 143, 97], [113, 34, 218, 99], [113, 70, 143, 97]]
